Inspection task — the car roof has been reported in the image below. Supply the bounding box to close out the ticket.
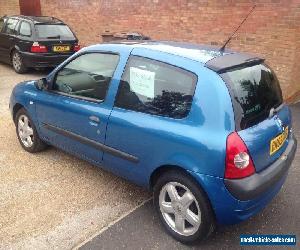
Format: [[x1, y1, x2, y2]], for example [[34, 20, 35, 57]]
[[88, 40, 235, 64], [6, 15, 64, 24], [87, 41, 264, 69]]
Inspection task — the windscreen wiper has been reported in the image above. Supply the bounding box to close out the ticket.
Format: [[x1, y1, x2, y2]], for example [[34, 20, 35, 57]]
[[47, 35, 61, 39]]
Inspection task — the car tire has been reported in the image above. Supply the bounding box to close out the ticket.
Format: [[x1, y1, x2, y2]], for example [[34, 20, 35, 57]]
[[153, 170, 215, 244], [11, 50, 28, 74], [15, 108, 47, 153]]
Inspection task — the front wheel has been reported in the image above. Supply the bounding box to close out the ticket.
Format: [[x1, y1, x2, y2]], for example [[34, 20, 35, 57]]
[[16, 108, 47, 153], [12, 50, 28, 74], [153, 170, 215, 244]]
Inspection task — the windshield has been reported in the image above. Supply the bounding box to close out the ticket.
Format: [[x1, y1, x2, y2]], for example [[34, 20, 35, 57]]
[[35, 24, 75, 39], [223, 64, 283, 130]]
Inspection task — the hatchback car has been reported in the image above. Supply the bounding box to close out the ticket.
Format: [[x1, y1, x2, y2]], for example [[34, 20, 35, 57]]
[[0, 15, 80, 73], [9, 41, 297, 243]]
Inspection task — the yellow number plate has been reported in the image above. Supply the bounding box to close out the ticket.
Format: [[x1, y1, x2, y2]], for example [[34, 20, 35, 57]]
[[270, 126, 289, 155], [53, 45, 70, 52]]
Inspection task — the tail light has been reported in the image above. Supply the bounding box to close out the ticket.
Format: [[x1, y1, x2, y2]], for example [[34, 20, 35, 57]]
[[225, 132, 255, 179], [74, 44, 81, 52], [31, 42, 47, 53]]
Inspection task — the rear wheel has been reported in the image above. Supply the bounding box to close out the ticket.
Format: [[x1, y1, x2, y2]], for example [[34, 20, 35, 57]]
[[12, 50, 28, 74], [153, 170, 215, 244], [16, 108, 47, 153]]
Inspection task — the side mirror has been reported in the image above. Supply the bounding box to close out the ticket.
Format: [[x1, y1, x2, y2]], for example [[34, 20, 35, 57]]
[[35, 78, 48, 91]]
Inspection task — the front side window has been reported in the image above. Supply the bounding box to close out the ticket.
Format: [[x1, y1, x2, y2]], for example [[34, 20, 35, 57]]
[[53, 53, 119, 101], [19, 21, 31, 37], [4, 18, 18, 35], [115, 56, 197, 119]]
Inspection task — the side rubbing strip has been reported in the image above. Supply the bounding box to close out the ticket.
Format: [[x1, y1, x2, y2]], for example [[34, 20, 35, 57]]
[[43, 123, 139, 163]]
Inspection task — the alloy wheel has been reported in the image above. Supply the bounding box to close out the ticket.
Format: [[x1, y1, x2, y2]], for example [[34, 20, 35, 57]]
[[12, 52, 22, 71], [159, 181, 201, 236], [17, 114, 34, 148]]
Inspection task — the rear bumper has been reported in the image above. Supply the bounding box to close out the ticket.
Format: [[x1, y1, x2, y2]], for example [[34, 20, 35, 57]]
[[224, 134, 297, 200], [189, 134, 297, 225], [20, 51, 74, 68]]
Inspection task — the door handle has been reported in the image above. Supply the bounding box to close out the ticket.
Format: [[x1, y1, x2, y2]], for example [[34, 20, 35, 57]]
[[89, 115, 100, 123]]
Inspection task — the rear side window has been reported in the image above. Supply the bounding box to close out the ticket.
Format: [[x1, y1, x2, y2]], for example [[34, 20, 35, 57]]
[[19, 21, 31, 37], [4, 18, 19, 35], [115, 56, 197, 119], [35, 24, 75, 39], [223, 64, 283, 130]]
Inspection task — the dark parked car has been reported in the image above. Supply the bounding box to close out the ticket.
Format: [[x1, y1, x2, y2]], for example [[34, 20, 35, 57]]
[[0, 15, 80, 73]]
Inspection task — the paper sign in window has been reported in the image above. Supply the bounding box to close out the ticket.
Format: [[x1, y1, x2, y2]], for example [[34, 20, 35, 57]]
[[130, 67, 155, 98]]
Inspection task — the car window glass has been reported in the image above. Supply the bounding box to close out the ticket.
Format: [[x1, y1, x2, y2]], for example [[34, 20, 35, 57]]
[[223, 64, 283, 129], [4, 18, 18, 35], [19, 21, 31, 37], [35, 24, 75, 39], [0, 18, 4, 32], [53, 53, 119, 101], [115, 56, 197, 119]]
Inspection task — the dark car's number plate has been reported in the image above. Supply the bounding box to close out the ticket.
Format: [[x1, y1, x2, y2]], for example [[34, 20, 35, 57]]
[[53, 45, 70, 52]]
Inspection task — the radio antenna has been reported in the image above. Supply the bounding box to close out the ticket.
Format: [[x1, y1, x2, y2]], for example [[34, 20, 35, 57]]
[[220, 4, 256, 53]]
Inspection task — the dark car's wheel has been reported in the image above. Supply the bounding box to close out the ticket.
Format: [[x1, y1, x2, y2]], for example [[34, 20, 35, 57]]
[[15, 108, 47, 153], [153, 170, 215, 244], [12, 50, 28, 74]]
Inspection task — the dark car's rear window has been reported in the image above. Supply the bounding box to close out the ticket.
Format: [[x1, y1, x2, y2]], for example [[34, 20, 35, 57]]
[[35, 24, 75, 39], [222, 64, 283, 130]]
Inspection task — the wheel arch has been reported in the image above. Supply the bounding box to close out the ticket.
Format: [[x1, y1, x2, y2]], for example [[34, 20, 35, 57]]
[[10, 45, 21, 55], [150, 165, 204, 192], [10, 45, 22, 64], [12, 103, 25, 124], [150, 164, 217, 226], [10, 47, 16, 59]]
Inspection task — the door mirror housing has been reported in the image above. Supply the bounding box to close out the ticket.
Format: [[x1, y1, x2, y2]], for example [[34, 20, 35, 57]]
[[35, 78, 49, 91]]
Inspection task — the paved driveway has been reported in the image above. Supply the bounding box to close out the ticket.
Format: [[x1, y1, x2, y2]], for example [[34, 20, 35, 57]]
[[0, 63, 150, 249]]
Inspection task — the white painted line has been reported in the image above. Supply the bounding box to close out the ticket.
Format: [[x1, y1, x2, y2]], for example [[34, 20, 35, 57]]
[[73, 198, 152, 250]]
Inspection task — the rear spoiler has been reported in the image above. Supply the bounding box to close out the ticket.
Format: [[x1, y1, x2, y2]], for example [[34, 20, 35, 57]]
[[205, 53, 265, 73]]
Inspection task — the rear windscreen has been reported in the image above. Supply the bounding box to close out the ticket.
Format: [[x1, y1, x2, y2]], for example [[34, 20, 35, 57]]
[[35, 24, 75, 39], [223, 64, 283, 130]]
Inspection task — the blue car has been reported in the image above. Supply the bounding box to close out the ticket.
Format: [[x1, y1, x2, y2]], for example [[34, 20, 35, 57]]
[[9, 41, 297, 243]]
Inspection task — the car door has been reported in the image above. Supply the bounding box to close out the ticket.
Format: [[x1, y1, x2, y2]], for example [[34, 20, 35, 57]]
[[35, 52, 121, 164], [103, 51, 198, 186], [0, 18, 19, 63]]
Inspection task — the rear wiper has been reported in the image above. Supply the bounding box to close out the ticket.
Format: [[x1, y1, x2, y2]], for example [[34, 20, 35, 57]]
[[46, 35, 61, 39], [269, 103, 284, 118]]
